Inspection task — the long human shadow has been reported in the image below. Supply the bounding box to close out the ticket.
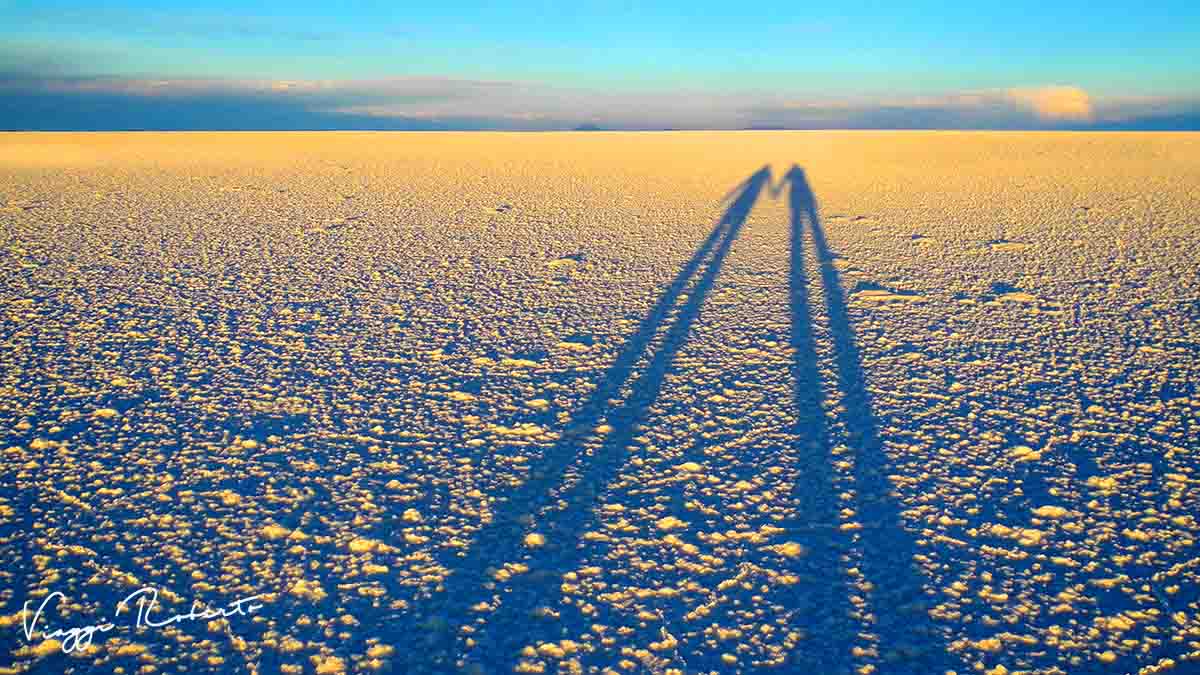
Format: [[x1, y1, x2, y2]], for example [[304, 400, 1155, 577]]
[[783, 166, 956, 673], [772, 168, 858, 673], [405, 167, 771, 673]]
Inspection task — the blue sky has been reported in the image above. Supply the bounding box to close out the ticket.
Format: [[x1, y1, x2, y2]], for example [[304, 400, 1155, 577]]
[[2, 0, 1198, 129]]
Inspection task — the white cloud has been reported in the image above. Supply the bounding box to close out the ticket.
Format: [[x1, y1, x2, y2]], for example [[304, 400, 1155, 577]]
[[753, 86, 1105, 128], [1006, 86, 1093, 121]]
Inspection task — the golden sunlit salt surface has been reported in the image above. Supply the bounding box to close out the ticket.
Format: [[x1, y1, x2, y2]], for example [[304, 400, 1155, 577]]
[[2, 131, 1199, 674]]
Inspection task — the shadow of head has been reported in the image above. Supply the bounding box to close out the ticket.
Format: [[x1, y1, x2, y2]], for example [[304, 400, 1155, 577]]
[[777, 164, 815, 205], [722, 165, 773, 208]]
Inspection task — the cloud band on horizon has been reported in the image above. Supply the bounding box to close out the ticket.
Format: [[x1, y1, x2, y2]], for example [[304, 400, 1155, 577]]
[[2, 68, 1198, 131]]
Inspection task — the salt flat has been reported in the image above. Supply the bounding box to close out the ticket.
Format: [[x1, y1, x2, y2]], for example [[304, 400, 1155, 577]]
[[2, 131, 1198, 674]]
